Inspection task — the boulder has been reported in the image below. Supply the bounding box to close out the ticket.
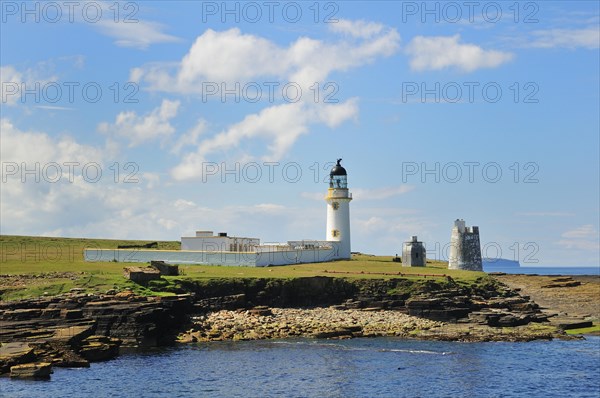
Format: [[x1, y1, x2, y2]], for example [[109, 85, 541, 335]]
[[248, 306, 272, 316], [123, 267, 160, 284], [0, 342, 35, 373], [551, 318, 593, 330], [78, 336, 121, 362], [541, 281, 581, 288], [150, 261, 179, 276], [114, 290, 135, 299], [32, 341, 90, 368], [312, 328, 354, 339], [10, 362, 52, 379]]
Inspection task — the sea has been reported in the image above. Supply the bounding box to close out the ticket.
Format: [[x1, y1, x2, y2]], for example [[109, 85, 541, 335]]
[[483, 265, 600, 276], [2, 337, 599, 398]]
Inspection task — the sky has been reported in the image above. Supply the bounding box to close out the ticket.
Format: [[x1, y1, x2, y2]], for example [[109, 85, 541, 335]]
[[1, 1, 598, 266]]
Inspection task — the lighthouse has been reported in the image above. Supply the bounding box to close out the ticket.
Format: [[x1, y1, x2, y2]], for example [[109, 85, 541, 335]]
[[325, 159, 353, 259]]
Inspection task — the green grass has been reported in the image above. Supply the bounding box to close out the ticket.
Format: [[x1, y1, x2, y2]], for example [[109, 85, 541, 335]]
[[565, 324, 600, 335], [0, 235, 485, 300]]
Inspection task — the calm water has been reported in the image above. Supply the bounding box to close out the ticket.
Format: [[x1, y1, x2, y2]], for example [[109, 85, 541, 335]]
[[483, 266, 600, 275], [3, 337, 599, 398]]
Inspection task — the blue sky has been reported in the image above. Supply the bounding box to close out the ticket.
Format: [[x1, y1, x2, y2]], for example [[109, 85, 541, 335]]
[[1, 1, 598, 266]]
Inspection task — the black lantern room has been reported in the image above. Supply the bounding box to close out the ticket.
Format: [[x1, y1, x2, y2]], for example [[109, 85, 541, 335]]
[[329, 158, 347, 189]]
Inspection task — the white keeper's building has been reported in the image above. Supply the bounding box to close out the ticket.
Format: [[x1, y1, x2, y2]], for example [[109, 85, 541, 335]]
[[85, 159, 353, 267]]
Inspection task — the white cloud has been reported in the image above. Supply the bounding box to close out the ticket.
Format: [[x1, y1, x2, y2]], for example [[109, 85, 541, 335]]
[[171, 99, 358, 180], [174, 199, 196, 210], [353, 185, 414, 200], [528, 27, 599, 49], [248, 203, 287, 214], [141, 172, 161, 189], [35, 105, 76, 111], [0, 118, 104, 169], [178, 28, 284, 83], [98, 99, 180, 147], [0, 65, 57, 106], [561, 224, 598, 239], [132, 21, 397, 179], [134, 24, 400, 93], [557, 225, 600, 251], [0, 66, 23, 105], [171, 119, 207, 155], [329, 19, 385, 39], [158, 217, 178, 230], [516, 212, 575, 217], [96, 20, 179, 50], [301, 192, 326, 201], [0, 118, 121, 236], [302, 185, 414, 201], [405, 34, 513, 72], [61, 1, 180, 50], [360, 216, 387, 233], [557, 239, 599, 251], [0, 121, 211, 241], [6, 2, 179, 51]]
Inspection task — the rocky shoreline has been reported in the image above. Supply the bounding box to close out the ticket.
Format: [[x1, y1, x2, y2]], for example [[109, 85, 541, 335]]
[[1, 275, 591, 379], [0, 290, 192, 378]]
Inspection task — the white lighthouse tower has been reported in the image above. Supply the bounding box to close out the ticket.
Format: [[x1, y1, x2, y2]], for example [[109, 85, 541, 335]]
[[325, 159, 353, 259]]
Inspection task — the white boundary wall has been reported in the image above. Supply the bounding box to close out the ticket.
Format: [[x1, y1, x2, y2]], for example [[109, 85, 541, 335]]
[[84, 243, 342, 267], [84, 249, 258, 266]]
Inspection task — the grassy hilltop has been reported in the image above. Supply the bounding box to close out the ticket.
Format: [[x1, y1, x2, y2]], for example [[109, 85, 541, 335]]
[[0, 235, 484, 301]]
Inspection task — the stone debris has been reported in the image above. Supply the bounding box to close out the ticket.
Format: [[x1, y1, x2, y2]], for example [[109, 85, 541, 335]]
[[181, 307, 443, 342], [179, 305, 568, 344]]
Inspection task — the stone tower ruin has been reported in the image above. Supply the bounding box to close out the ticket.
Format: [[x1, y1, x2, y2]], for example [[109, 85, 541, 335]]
[[448, 219, 482, 271]]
